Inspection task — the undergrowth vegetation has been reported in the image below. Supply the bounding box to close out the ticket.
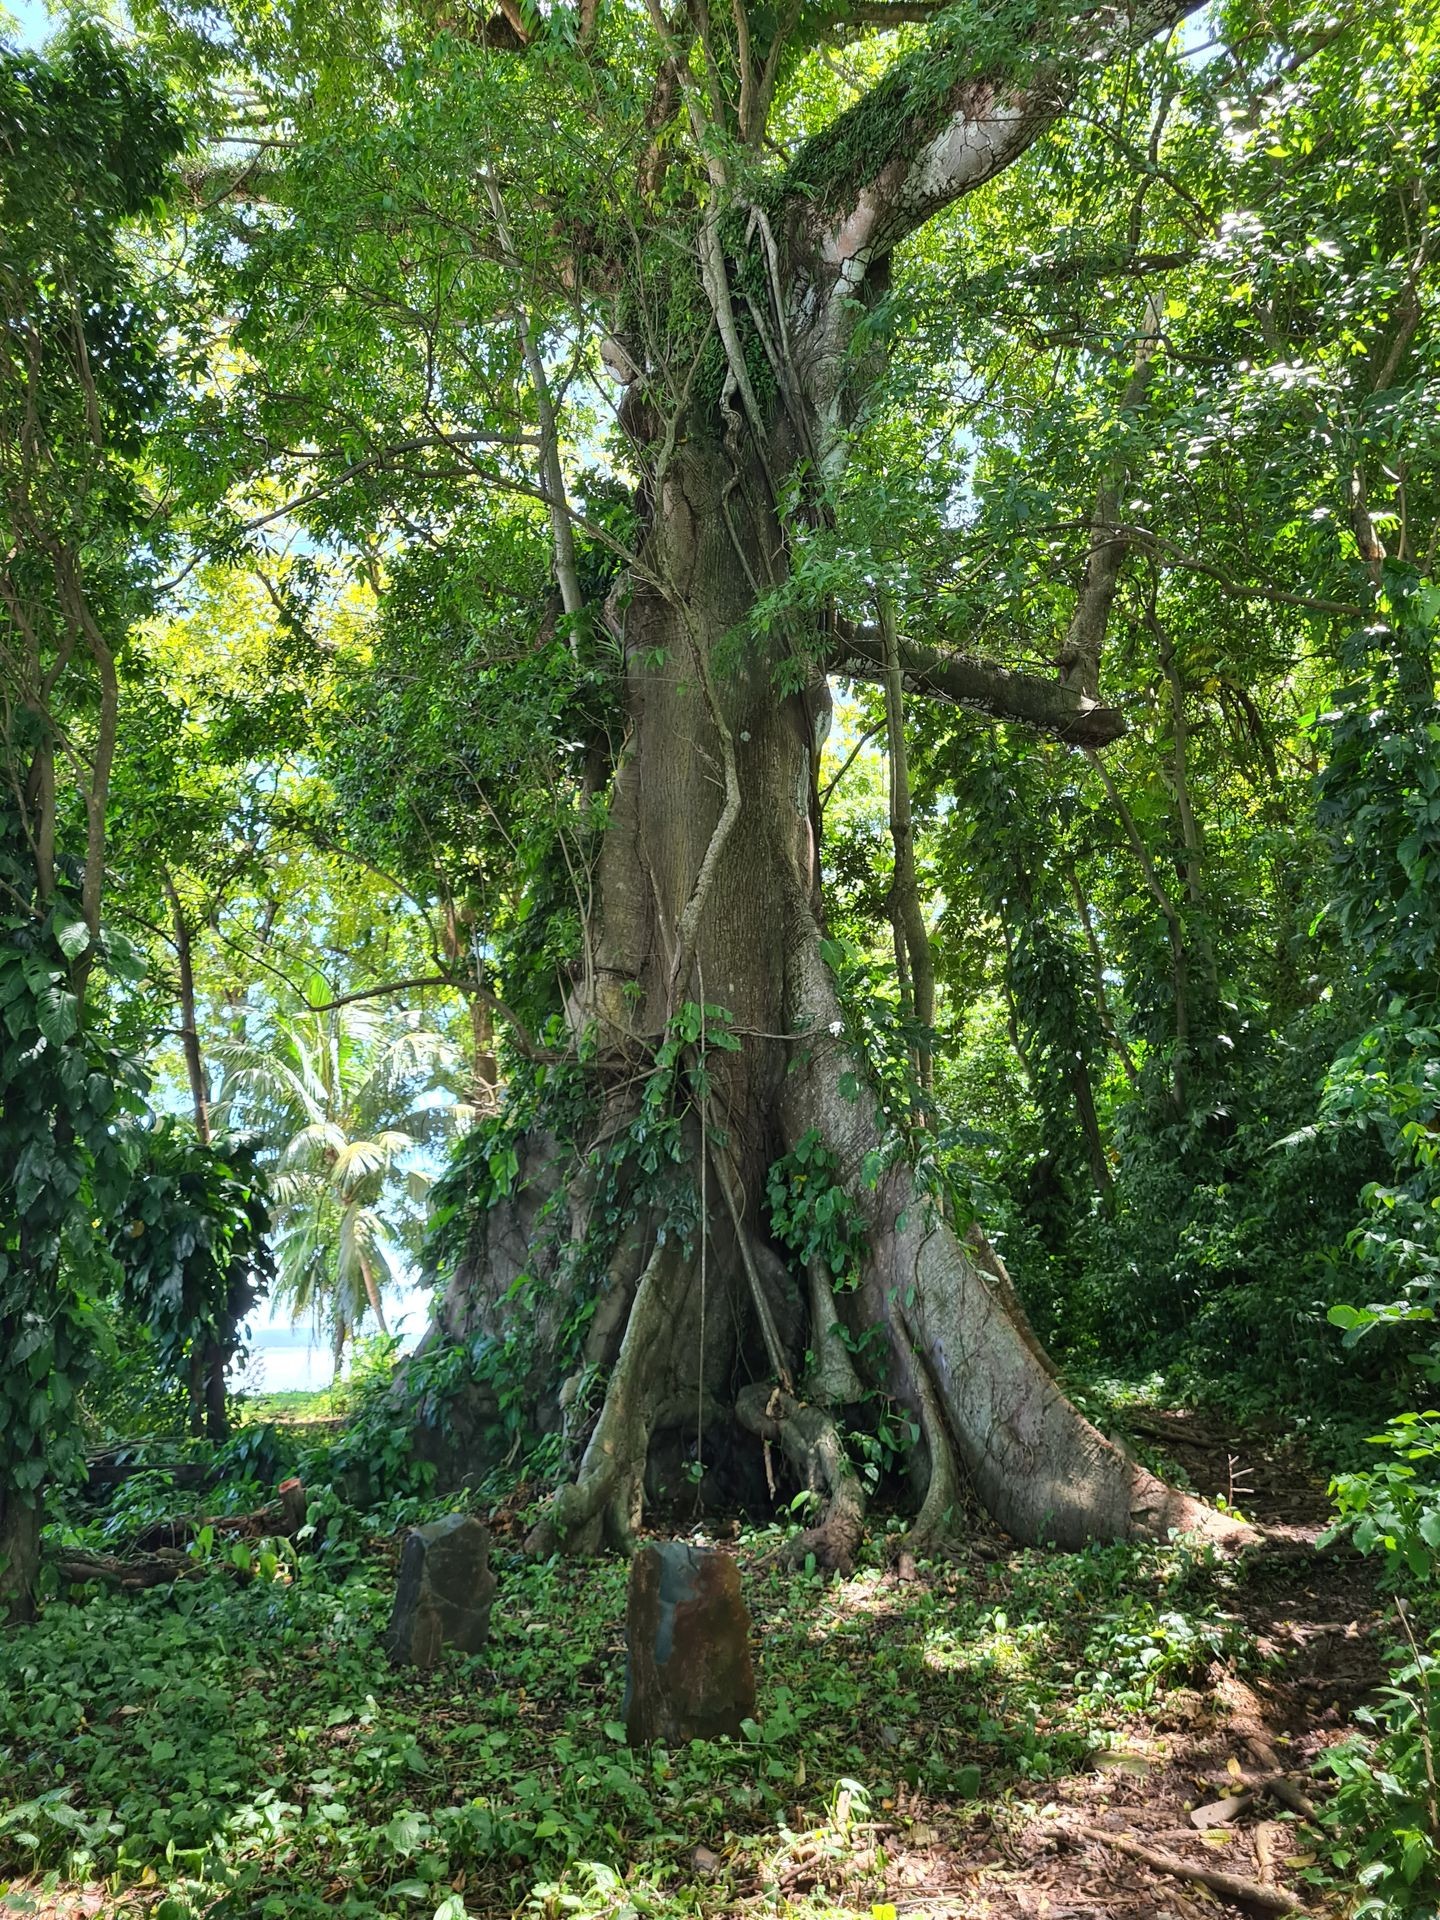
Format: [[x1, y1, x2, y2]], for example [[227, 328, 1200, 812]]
[[3, 1484, 1272, 1920]]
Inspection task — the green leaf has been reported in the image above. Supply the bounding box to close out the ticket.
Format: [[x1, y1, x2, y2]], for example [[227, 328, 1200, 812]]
[[51, 905, 90, 960]]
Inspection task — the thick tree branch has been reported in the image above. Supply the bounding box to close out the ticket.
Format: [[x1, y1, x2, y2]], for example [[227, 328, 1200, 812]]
[[833, 624, 1126, 746]]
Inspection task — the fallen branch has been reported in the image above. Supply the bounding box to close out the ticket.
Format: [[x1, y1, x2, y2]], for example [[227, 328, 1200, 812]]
[[52, 1547, 224, 1591], [1068, 1823, 1306, 1913], [130, 1477, 307, 1552], [52, 1482, 309, 1593]]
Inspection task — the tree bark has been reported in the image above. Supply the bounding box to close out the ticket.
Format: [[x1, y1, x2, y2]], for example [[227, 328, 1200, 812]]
[[165, 872, 212, 1146], [0, 1490, 41, 1624]]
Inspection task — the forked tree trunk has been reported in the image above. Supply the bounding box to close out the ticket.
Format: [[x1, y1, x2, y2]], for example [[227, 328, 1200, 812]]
[[434, 430, 1240, 1561]]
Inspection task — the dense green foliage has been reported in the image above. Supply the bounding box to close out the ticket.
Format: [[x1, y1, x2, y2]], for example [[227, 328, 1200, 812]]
[[0, 818, 146, 1529]]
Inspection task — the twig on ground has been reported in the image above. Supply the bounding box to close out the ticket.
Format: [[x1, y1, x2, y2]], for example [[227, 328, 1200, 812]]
[[1201, 1767, 1318, 1822], [1254, 1821, 1283, 1885]]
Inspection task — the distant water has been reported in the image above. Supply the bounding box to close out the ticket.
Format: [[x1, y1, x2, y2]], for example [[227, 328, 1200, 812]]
[[238, 1291, 428, 1396], [240, 1333, 336, 1394]]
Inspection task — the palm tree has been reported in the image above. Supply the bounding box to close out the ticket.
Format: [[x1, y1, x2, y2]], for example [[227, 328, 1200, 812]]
[[214, 992, 471, 1371]]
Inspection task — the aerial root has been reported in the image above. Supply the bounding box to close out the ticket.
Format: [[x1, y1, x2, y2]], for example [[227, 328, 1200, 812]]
[[527, 1237, 682, 1558], [736, 1384, 865, 1576]]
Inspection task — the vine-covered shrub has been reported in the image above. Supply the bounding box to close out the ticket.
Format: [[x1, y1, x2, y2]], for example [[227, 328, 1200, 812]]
[[107, 1122, 276, 1439], [1314, 584, 1440, 1359], [1311, 580, 1440, 1912]]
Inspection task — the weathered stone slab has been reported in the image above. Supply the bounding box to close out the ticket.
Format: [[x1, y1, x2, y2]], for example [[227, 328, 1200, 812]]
[[624, 1542, 755, 1746], [385, 1513, 495, 1669]]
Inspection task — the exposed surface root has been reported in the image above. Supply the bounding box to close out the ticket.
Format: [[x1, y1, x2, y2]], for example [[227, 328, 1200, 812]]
[[736, 1384, 865, 1574], [895, 1322, 965, 1555], [780, 905, 1256, 1552], [804, 1257, 863, 1406], [1062, 1822, 1306, 1913]]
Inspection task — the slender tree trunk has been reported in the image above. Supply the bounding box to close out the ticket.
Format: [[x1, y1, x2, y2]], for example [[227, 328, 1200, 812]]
[[1148, 594, 1218, 1004], [1001, 874, 1111, 1204], [163, 877, 233, 1439], [0, 1488, 41, 1624], [441, 904, 499, 1109], [879, 590, 935, 1095], [188, 1348, 206, 1438], [203, 1342, 228, 1441], [164, 872, 212, 1144], [1087, 749, 1193, 1108], [469, 996, 498, 1112], [1069, 1054, 1113, 1204], [1068, 868, 1140, 1090]]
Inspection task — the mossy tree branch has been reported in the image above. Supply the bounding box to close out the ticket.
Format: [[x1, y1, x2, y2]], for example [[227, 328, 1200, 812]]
[[781, 0, 1204, 263]]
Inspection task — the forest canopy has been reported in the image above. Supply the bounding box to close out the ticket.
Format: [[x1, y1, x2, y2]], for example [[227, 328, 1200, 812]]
[[2, 0, 1440, 1912]]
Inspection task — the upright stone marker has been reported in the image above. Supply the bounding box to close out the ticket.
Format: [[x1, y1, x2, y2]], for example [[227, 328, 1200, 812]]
[[385, 1513, 496, 1669], [624, 1542, 755, 1746]]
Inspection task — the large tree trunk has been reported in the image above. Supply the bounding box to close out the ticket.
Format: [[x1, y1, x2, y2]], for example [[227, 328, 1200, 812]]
[[431, 428, 1238, 1561], [422, 0, 1224, 1558]]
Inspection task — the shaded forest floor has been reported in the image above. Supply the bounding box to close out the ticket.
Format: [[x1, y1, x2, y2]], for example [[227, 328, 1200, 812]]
[[0, 1404, 1379, 1920]]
